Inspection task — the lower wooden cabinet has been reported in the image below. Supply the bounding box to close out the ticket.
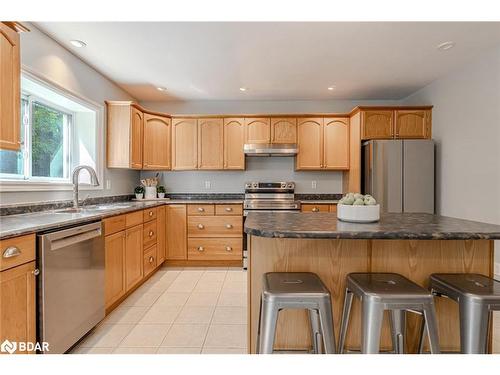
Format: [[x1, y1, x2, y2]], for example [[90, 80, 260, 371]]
[[188, 238, 242, 261], [125, 224, 144, 291], [143, 245, 157, 277], [0, 261, 36, 353], [301, 204, 337, 213], [166, 205, 187, 260], [104, 231, 126, 308], [157, 206, 166, 264]]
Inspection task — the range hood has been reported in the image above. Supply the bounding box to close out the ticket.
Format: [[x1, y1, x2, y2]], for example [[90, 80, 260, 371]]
[[244, 143, 298, 157]]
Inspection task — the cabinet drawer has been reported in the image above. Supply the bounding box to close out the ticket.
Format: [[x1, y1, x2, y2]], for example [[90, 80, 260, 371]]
[[143, 220, 157, 248], [0, 234, 36, 271], [187, 204, 215, 216], [143, 207, 157, 222], [187, 216, 242, 237], [143, 245, 157, 277], [103, 214, 126, 236], [188, 238, 242, 260], [126, 210, 143, 228], [329, 204, 337, 213], [215, 204, 242, 216], [301, 204, 330, 213]]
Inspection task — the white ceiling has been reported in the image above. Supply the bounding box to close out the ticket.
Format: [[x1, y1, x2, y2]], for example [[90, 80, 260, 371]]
[[35, 22, 500, 101]]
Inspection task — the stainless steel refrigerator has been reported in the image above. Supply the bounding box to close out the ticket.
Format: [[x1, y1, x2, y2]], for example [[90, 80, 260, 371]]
[[362, 140, 435, 213]]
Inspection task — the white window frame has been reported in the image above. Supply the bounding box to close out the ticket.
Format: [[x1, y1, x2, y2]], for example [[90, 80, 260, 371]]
[[0, 69, 104, 192]]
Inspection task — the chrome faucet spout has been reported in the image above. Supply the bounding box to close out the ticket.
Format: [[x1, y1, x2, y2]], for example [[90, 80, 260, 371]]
[[72, 166, 99, 209]]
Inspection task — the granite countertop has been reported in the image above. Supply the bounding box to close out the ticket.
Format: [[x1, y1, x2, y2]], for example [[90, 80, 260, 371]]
[[244, 212, 500, 240], [0, 199, 243, 239], [300, 200, 339, 204]]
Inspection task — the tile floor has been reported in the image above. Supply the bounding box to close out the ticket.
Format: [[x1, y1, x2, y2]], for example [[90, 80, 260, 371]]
[[72, 267, 248, 354]]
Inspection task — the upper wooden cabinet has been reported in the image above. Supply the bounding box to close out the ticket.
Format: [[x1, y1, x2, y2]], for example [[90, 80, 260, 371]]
[[245, 118, 271, 144], [395, 109, 432, 139], [143, 113, 171, 170], [0, 22, 21, 151], [198, 118, 223, 170], [361, 110, 394, 140], [223, 118, 245, 170], [271, 118, 297, 143], [130, 107, 144, 169], [297, 118, 323, 170], [324, 117, 349, 170], [172, 118, 198, 170]]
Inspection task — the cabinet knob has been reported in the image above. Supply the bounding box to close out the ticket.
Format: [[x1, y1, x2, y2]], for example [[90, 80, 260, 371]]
[[149, 231, 154, 237], [197, 246, 204, 252], [149, 256, 154, 264], [312, 207, 319, 212], [197, 224, 205, 229], [225, 246, 232, 252], [197, 207, 205, 212], [225, 207, 232, 212], [149, 211, 153, 217], [226, 224, 233, 229], [32, 269, 40, 276], [3, 246, 21, 258]]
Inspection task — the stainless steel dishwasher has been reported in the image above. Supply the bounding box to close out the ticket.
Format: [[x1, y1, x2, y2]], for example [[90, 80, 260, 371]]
[[37, 221, 104, 354]]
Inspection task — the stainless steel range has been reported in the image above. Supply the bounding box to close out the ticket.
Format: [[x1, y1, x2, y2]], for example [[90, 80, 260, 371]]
[[242, 182, 301, 268]]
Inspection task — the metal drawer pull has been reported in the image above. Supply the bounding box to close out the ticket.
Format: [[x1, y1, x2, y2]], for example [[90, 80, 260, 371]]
[[226, 224, 233, 229], [149, 211, 153, 217], [225, 246, 232, 252], [225, 207, 233, 212], [312, 207, 319, 212], [32, 269, 40, 276], [149, 256, 154, 263], [197, 224, 204, 229], [198, 207, 205, 212], [149, 231, 154, 237], [197, 246, 204, 252], [3, 246, 21, 258]]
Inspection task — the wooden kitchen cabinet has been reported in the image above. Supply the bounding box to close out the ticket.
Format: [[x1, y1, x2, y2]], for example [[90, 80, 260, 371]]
[[324, 117, 349, 170], [130, 107, 144, 169], [245, 118, 271, 144], [156, 206, 166, 265], [172, 118, 198, 170], [361, 110, 394, 140], [271, 118, 297, 143], [0, 22, 21, 151], [395, 109, 432, 139], [223, 118, 245, 170], [143, 113, 171, 170], [166, 205, 187, 260], [296, 118, 323, 170], [198, 118, 223, 169], [104, 231, 126, 308], [301, 204, 330, 213], [124, 224, 144, 290], [0, 261, 36, 353]]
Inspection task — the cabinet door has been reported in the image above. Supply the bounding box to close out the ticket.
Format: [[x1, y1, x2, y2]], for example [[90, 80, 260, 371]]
[[324, 117, 349, 170], [156, 206, 166, 265], [166, 205, 187, 260], [395, 110, 431, 139], [245, 118, 270, 144], [172, 118, 197, 170], [271, 118, 297, 143], [0, 23, 20, 151], [143, 113, 171, 170], [296, 118, 323, 170], [105, 231, 126, 308], [198, 118, 223, 169], [361, 110, 394, 140], [223, 118, 245, 170], [0, 261, 36, 353], [125, 224, 143, 291], [130, 107, 143, 169]]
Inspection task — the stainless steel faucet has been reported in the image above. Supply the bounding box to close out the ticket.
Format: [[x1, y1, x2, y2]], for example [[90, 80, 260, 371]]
[[72, 166, 99, 208]]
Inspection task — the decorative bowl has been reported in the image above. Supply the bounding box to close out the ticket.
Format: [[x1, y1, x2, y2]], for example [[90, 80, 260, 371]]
[[337, 204, 380, 223]]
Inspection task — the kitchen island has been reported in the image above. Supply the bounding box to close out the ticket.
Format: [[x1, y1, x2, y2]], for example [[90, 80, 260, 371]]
[[244, 212, 500, 353]]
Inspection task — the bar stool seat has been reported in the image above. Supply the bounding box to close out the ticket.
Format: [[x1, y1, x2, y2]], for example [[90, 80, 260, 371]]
[[339, 273, 440, 354], [422, 273, 500, 354], [257, 272, 336, 354]]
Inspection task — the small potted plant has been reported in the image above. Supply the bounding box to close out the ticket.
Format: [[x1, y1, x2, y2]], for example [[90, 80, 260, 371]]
[[157, 185, 166, 199], [134, 186, 144, 200]]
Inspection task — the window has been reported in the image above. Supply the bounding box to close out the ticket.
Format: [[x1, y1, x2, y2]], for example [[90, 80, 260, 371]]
[[0, 72, 103, 189]]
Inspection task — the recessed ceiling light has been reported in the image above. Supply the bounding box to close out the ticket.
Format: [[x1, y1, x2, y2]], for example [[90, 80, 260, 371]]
[[437, 41, 455, 51], [69, 40, 86, 48], [239, 87, 248, 92], [327, 86, 336, 91], [157, 87, 167, 92]]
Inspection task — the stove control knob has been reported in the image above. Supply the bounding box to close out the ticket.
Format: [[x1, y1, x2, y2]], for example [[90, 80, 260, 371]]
[[252, 183, 258, 188], [245, 183, 251, 188], [287, 183, 293, 189]]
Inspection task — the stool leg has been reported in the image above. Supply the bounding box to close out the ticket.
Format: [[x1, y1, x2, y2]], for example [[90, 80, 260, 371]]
[[309, 309, 322, 354], [417, 315, 426, 354], [361, 300, 384, 354], [389, 310, 406, 354], [338, 289, 354, 354], [459, 300, 490, 354], [256, 297, 263, 354], [318, 297, 336, 354], [259, 300, 279, 354], [423, 303, 440, 354]]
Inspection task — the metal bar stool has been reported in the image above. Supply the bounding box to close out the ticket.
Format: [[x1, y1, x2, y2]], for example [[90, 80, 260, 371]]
[[419, 273, 500, 354], [338, 273, 440, 354], [256, 272, 336, 354]]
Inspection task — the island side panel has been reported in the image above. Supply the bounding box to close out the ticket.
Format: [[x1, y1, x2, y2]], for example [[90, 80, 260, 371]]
[[248, 236, 370, 353], [371, 239, 493, 353]]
